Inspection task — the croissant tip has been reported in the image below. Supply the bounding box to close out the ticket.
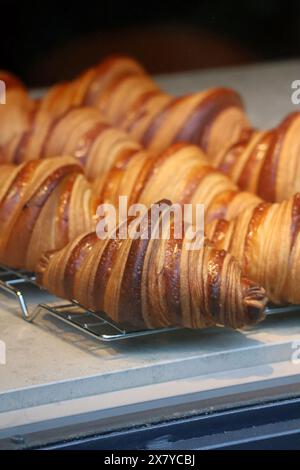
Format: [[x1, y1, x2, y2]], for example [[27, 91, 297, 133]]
[[242, 278, 268, 324]]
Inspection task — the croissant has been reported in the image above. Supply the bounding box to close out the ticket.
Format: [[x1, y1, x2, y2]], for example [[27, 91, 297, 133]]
[[0, 56, 248, 167], [213, 112, 300, 202], [74, 58, 300, 203], [60, 56, 248, 158], [77, 57, 249, 157], [0, 157, 95, 271], [37, 200, 267, 330], [2, 56, 300, 203], [1, 104, 261, 221], [91, 143, 300, 304], [206, 193, 300, 305], [2, 106, 144, 182], [0, 58, 146, 161], [93, 142, 260, 222], [1, 136, 299, 304], [1, 143, 238, 272], [0, 106, 258, 223]]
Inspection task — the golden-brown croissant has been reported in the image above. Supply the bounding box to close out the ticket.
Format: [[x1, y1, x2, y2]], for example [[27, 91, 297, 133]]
[[206, 193, 300, 304], [0, 157, 95, 271], [2, 56, 300, 203], [37, 200, 267, 330], [77, 57, 248, 157], [0, 57, 248, 166], [0, 146, 298, 305], [0, 143, 258, 273], [91, 143, 300, 304], [76, 58, 300, 203], [2, 104, 257, 219], [94, 143, 261, 222], [2, 106, 144, 181], [22, 56, 245, 157], [0, 58, 146, 162], [213, 113, 300, 202]]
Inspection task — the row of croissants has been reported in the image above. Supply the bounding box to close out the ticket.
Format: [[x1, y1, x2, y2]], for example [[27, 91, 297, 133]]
[[0, 56, 299, 330]]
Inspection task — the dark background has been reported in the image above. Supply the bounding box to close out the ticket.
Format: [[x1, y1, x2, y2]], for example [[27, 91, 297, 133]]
[[0, 0, 299, 86]]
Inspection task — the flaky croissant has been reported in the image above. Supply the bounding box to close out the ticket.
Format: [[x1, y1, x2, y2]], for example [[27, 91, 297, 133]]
[[1, 144, 299, 305], [92, 143, 300, 304], [213, 113, 300, 202], [206, 194, 300, 304], [77, 57, 248, 157], [76, 58, 300, 203], [0, 57, 248, 156], [0, 107, 260, 222], [93, 143, 261, 222], [2, 56, 300, 202], [0, 157, 95, 271], [37, 200, 267, 330], [0, 56, 248, 167], [0, 143, 257, 273], [2, 106, 144, 181]]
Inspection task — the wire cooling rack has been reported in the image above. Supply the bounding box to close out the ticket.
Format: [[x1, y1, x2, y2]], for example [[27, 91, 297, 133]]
[[0, 265, 37, 320], [0, 264, 299, 342], [0, 265, 177, 341]]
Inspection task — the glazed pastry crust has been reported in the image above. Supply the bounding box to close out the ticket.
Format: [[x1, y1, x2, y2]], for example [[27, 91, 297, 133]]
[[0, 157, 95, 271], [1, 56, 299, 202], [37, 201, 267, 330]]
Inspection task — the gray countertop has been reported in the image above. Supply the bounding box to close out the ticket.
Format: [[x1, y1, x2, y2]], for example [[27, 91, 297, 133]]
[[1, 60, 300, 446]]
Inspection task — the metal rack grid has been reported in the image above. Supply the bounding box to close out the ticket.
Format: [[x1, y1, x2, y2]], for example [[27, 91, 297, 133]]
[[0, 264, 299, 342], [0, 265, 36, 321], [0, 265, 177, 341], [38, 302, 177, 342]]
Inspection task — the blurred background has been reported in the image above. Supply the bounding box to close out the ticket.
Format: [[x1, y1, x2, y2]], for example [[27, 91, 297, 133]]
[[0, 0, 299, 86]]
